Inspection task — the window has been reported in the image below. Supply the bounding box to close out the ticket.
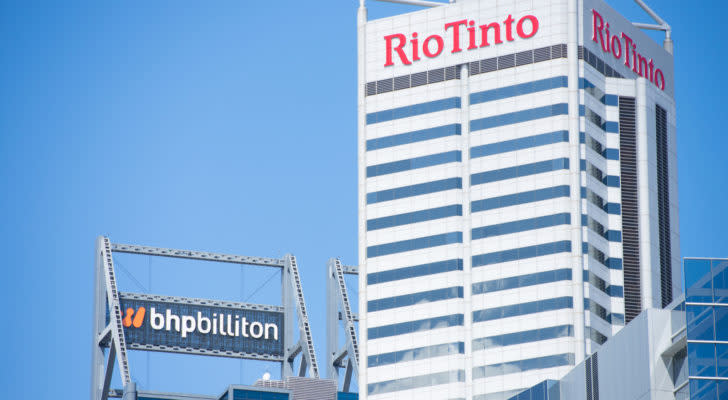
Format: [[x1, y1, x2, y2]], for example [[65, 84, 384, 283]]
[[470, 104, 568, 132], [470, 131, 568, 159], [472, 213, 570, 240], [473, 297, 573, 322], [471, 158, 569, 186], [368, 314, 464, 340], [366, 177, 462, 204], [368, 286, 463, 312], [367, 259, 463, 285], [472, 241, 572, 267], [472, 186, 570, 213], [366, 124, 461, 151], [366, 232, 462, 258], [367, 205, 462, 231]]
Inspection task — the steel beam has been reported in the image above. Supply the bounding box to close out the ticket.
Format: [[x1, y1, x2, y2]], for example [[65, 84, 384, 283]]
[[342, 265, 359, 275], [111, 243, 284, 267]]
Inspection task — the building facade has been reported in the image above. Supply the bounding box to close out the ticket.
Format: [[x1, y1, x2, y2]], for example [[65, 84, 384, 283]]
[[503, 257, 728, 400], [684, 258, 728, 399], [356, 1, 680, 399]]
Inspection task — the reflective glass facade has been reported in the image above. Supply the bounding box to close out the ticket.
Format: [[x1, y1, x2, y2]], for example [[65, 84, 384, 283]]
[[685, 258, 728, 399]]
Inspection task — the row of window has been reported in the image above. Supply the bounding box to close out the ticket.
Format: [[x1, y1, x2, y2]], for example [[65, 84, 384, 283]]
[[584, 270, 623, 298], [367, 342, 464, 368], [366, 177, 461, 204], [472, 269, 572, 295], [581, 78, 618, 106], [584, 242, 622, 270], [685, 258, 728, 304], [470, 76, 568, 105], [586, 326, 608, 345], [366, 123, 461, 151], [366, 97, 460, 125], [471, 158, 570, 186], [367, 204, 462, 231], [472, 185, 570, 214], [366, 150, 461, 178], [582, 187, 621, 215], [366, 232, 462, 258], [582, 214, 622, 243], [472, 240, 572, 267], [368, 314, 463, 340], [472, 213, 570, 241], [367, 259, 463, 285], [472, 325, 574, 351], [367, 369, 465, 395], [470, 130, 568, 160], [585, 298, 609, 323], [687, 342, 728, 378], [472, 296, 574, 323], [470, 103, 568, 132], [367, 286, 463, 312], [583, 105, 619, 133], [582, 160, 620, 189], [366, 158, 570, 205], [472, 353, 575, 379], [686, 305, 728, 342]]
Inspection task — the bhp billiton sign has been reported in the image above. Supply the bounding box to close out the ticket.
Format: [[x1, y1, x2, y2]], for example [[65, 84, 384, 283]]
[[119, 295, 284, 357]]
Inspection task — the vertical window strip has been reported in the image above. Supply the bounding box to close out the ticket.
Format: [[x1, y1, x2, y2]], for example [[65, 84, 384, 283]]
[[656, 104, 673, 308], [618, 96, 641, 323]]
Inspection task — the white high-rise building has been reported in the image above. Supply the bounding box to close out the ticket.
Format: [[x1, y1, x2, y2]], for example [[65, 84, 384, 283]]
[[356, 1, 680, 399]]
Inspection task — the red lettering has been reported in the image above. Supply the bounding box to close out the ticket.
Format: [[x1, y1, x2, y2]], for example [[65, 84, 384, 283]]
[[384, 34, 410, 67], [611, 35, 621, 59], [516, 15, 539, 39], [504, 14, 515, 41], [411, 32, 420, 62], [467, 21, 477, 50], [592, 9, 604, 44], [423, 34, 444, 58], [636, 54, 649, 78], [479, 22, 502, 47], [621, 32, 633, 68], [445, 20, 468, 53], [648, 59, 654, 81], [604, 24, 611, 53], [654, 69, 665, 90]]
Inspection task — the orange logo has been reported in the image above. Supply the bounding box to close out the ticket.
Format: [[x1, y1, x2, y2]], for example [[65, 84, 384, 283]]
[[122, 307, 146, 328]]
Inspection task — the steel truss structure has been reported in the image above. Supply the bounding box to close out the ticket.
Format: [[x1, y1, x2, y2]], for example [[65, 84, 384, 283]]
[[90, 236, 319, 400], [326, 258, 359, 393]]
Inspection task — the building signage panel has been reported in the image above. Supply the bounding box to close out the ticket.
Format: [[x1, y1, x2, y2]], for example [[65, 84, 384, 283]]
[[582, 0, 674, 95], [119, 294, 284, 357], [365, 0, 568, 81]]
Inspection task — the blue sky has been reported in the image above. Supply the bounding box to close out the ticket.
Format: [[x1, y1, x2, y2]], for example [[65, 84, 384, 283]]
[[0, 1, 726, 398]]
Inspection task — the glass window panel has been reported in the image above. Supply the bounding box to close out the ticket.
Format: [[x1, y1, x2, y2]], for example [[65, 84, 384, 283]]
[[713, 260, 728, 303], [686, 259, 714, 302], [718, 380, 728, 400], [718, 344, 728, 378], [687, 305, 715, 341], [688, 343, 717, 377], [690, 379, 717, 400]]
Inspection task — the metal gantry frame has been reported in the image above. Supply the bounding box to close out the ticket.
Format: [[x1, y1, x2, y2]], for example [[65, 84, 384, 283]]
[[326, 258, 359, 393], [90, 236, 319, 400]]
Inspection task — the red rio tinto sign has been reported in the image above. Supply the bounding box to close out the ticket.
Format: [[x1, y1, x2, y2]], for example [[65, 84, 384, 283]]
[[591, 9, 665, 90], [383, 14, 540, 67]]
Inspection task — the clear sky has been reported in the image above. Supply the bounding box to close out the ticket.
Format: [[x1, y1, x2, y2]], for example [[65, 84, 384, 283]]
[[1, 0, 726, 398]]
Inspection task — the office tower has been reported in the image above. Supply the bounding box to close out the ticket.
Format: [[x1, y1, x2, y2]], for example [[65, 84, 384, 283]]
[[356, 1, 680, 399]]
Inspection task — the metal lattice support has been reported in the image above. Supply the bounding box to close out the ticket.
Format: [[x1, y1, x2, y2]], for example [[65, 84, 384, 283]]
[[91, 238, 318, 400], [326, 258, 359, 392], [91, 236, 132, 400], [282, 254, 320, 378]]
